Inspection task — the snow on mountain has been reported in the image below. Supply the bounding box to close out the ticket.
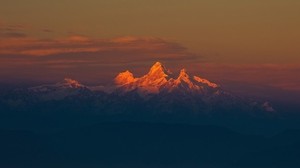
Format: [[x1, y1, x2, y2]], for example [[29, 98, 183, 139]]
[[114, 62, 219, 96], [111, 62, 277, 113], [115, 62, 172, 94], [27, 62, 220, 98], [165, 68, 219, 94], [29, 78, 85, 92], [28, 78, 89, 100], [8, 62, 274, 114], [115, 70, 136, 86]]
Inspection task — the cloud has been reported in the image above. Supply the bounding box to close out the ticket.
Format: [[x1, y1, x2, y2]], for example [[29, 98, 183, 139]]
[[41, 28, 54, 33], [0, 35, 199, 84], [0, 36, 197, 59], [0, 21, 54, 38], [5, 24, 26, 31], [0, 22, 28, 38], [0, 32, 27, 38], [1, 34, 298, 93]]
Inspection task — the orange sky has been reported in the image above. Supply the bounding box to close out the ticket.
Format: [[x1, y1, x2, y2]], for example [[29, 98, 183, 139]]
[[1, 0, 300, 63], [0, 35, 299, 92], [0, 0, 300, 92]]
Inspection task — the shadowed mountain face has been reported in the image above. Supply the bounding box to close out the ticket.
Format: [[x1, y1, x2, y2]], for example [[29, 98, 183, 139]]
[[0, 62, 272, 111], [0, 62, 298, 134], [0, 62, 284, 133]]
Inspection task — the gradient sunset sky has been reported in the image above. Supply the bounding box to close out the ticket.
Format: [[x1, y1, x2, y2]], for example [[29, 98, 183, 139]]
[[0, 0, 300, 93]]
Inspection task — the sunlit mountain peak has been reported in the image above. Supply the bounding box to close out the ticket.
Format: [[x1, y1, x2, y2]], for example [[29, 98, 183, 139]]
[[172, 68, 199, 91], [115, 62, 219, 96], [146, 62, 172, 79], [115, 70, 136, 85], [193, 76, 218, 88], [17, 62, 274, 114], [177, 69, 189, 79], [139, 62, 172, 88]]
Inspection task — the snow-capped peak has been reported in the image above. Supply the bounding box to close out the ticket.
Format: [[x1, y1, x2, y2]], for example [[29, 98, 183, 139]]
[[138, 62, 173, 87], [139, 62, 172, 87], [114, 62, 219, 96], [146, 62, 172, 78], [178, 69, 189, 79], [29, 78, 85, 93], [26, 78, 88, 100], [115, 70, 135, 86], [172, 69, 197, 91]]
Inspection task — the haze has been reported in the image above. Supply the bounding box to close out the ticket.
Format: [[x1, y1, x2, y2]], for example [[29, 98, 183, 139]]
[[0, 0, 300, 94]]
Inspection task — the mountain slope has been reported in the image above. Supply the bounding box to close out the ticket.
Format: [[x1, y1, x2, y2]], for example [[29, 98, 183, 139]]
[[112, 62, 272, 114], [0, 62, 274, 120], [27, 78, 91, 100], [115, 62, 220, 97]]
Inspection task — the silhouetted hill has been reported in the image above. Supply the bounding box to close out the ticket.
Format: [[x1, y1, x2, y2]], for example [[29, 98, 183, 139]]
[[0, 129, 56, 167], [0, 62, 300, 167], [1, 122, 300, 168]]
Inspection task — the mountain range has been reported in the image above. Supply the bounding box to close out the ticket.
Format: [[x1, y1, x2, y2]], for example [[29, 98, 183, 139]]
[[1, 62, 300, 168], [1, 62, 275, 115], [0, 61, 279, 134], [114, 62, 219, 96]]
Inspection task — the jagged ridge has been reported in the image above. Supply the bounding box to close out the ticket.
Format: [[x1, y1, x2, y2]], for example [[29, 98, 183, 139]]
[[10, 62, 274, 113], [115, 62, 219, 96]]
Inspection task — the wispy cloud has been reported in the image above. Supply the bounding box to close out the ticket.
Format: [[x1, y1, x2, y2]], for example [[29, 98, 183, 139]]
[[0, 22, 28, 38], [0, 35, 199, 83], [0, 32, 27, 38], [0, 21, 54, 38], [1, 33, 299, 92]]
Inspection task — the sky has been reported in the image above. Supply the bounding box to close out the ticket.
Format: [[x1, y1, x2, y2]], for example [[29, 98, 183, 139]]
[[0, 0, 300, 93]]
